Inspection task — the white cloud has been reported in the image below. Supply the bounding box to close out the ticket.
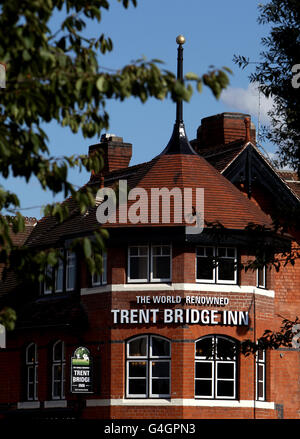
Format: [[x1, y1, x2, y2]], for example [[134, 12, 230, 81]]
[[221, 82, 275, 126]]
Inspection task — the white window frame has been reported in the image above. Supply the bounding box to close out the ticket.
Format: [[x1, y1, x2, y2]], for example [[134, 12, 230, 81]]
[[55, 251, 64, 293], [195, 336, 237, 400], [44, 264, 53, 295], [196, 246, 216, 284], [150, 245, 172, 283], [66, 251, 76, 291], [128, 245, 172, 283], [128, 246, 149, 283], [216, 247, 237, 284], [256, 265, 266, 289], [126, 335, 171, 398], [256, 349, 266, 401], [26, 343, 38, 401], [52, 341, 65, 400], [92, 252, 107, 286], [196, 246, 237, 285]]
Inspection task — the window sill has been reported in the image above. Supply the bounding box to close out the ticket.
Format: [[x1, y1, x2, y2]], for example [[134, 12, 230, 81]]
[[44, 400, 67, 408], [86, 398, 275, 410], [17, 401, 40, 409], [81, 283, 275, 297]]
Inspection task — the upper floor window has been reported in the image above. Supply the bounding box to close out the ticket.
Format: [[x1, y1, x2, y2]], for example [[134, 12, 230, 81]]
[[52, 340, 65, 400], [196, 246, 237, 284], [91, 252, 107, 286], [256, 349, 266, 401], [128, 245, 171, 283], [195, 335, 237, 400], [25, 343, 38, 401], [126, 335, 171, 398], [41, 249, 77, 295], [66, 251, 76, 291]]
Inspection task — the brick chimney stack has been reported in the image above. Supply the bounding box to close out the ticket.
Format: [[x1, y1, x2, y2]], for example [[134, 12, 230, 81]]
[[89, 134, 132, 182], [192, 112, 256, 150]]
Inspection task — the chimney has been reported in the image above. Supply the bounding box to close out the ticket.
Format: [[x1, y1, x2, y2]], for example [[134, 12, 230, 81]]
[[193, 112, 256, 149], [89, 133, 132, 181]]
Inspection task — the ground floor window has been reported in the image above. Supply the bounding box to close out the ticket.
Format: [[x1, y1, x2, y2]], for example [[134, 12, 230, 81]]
[[256, 349, 266, 401], [195, 335, 237, 399], [126, 335, 171, 398], [25, 343, 38, 401], [52, 340, 66, 399]]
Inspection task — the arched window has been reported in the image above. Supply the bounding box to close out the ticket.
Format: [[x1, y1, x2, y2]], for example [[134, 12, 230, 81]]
[[126, 335, 171, 398], [25, 343, 38, 401], [195, 335, 237, 399], [52, 340, 65, 399]]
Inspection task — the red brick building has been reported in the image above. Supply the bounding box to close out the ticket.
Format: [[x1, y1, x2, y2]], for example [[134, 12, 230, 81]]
[[0, 43, 300, 420]]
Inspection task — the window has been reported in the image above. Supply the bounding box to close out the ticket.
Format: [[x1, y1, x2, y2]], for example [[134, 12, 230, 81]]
[[126, 335, 171, 398], [25, 343, 38, 401], [52, 341, 65, 399], [196, 247, 237, 284], [55, 251, 64, 293], [128, 245, 171, 283], [66, 251, 77, 291], [92, 252, 107, 286], [256, 265, 266, 288], [44, 264, 53, 295], [151, 246, 171, 281], [195, 335, 237, 399], [256, 349, 266, 401]]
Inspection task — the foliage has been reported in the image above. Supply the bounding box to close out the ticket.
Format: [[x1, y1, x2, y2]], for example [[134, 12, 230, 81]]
[[0, 0, 231, 327], [233, 0, 300, 174]]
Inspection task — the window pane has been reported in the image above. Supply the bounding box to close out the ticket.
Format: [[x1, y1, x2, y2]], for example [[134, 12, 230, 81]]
[[28, 366, 34, 382], [55, 263, 63, 292], [195, 380, 212, 397], [152, 378, 169, 395], [128, 337, 147, 357], [196, 258, 214, 280], [129, 362, 147, 378], [53, 381, 61, 398], [130, 256, 148, 280], [218, 259, 235, 281], [217, 380, 234, 397], [151, 361, 169, 378], [196, 338, 213, 358], [53, 365, 62, 380], [151, 337, 170, 357], [216, 338, 235, 359], [28, 383, 34, 399], [53, 342, 63, 361], [195, 362, 212, 379], [257, 349, 265, 362], [152, 256, 170, 280], [26, 344, 36, 363], [162, 246, 171, 256], [258, 382, 264, 399], [217, 362, 234, 379], [218, 247, 226, 257], [128, 379, 146, 395], [258, 268, 265, 287], [258, 364, 264, 381]]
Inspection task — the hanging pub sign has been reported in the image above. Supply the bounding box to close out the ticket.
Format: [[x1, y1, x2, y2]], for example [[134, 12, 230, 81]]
[[71, 347, 93, 394]]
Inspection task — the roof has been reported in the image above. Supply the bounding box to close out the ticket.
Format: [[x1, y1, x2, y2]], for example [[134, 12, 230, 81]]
[[0, 218, 37, 296], [25, 124, 274, 247], [277, 171, 300, 200]]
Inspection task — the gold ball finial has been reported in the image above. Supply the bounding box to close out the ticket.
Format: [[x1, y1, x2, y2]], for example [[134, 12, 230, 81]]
[[176, 35, 185, 45]]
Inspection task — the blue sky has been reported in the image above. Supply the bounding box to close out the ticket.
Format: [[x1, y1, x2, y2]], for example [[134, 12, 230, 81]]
[[4, 0, 276, 219]]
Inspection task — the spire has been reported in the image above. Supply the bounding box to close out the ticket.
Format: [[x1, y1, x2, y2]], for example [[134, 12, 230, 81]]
[[160, 35, 197, 155]]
